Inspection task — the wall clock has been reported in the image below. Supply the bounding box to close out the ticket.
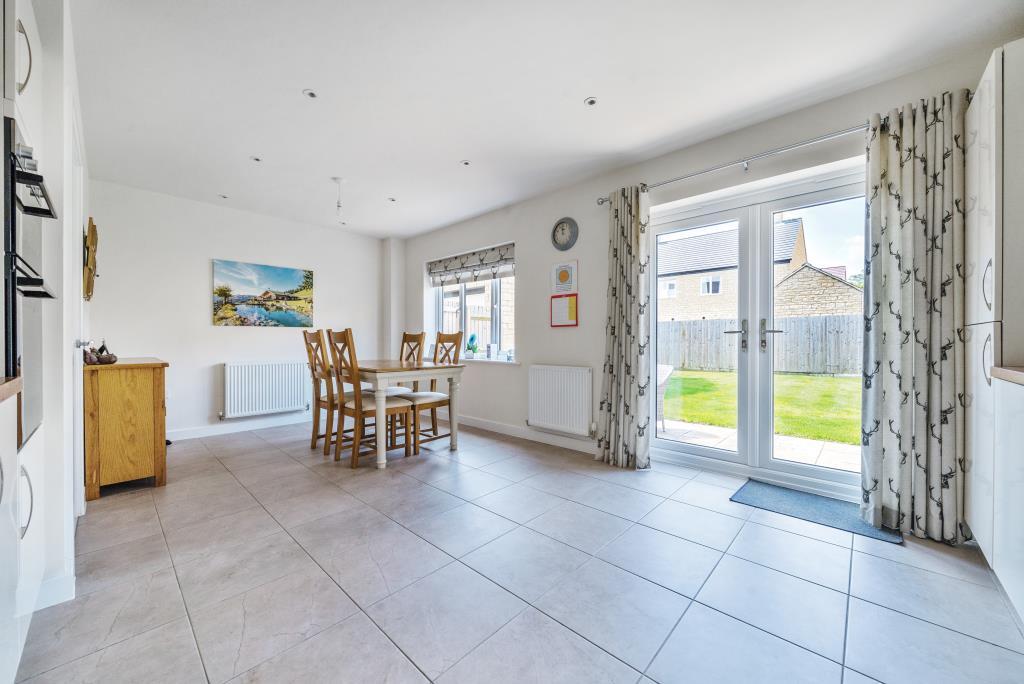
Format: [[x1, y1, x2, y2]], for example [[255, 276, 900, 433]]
[[551, 217, 578, 251], [83, 218, 98, 301]]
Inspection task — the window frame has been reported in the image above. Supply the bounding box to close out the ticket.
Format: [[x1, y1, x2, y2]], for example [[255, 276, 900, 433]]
[[433, 277, 514, 359], [699, 275, 722, 296]]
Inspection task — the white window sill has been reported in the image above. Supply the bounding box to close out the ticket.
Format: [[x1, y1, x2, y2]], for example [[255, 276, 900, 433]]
[[462, 358, 520, 366]]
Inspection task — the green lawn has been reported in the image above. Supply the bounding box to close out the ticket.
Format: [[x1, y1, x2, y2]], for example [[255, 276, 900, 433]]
[[663, 369, 861, 445]]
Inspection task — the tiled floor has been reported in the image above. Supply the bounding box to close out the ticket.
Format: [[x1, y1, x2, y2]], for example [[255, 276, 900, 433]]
[[17, 423, 1024, 683]]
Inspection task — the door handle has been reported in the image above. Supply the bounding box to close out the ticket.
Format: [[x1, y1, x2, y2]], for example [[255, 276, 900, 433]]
[[982, 333, 993, 387], [723, 319, 748, 352], [75, 339, 94, 349], [981, 258, 993, 312], [19, 465, 33, 540], [760, 318, 784, 352]]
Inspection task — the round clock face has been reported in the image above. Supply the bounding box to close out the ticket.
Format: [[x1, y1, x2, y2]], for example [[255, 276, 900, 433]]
[[552, 217, 578, 251]]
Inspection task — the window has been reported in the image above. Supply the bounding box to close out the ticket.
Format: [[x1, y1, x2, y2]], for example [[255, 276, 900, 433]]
[[700, 275, 721, 295], [658, 280, 678, 298], [427, 243, 515, 361]]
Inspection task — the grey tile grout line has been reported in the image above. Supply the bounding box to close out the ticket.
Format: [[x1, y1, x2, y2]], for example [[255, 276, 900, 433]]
[[187, 430, 1024, 666]]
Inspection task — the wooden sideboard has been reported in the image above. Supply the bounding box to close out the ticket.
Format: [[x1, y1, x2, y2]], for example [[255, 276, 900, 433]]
[[84, 358, 168, 500]]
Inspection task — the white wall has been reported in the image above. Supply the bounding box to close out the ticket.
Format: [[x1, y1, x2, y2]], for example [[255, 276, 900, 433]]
[[87, 181, 383, 439], [403, 46, 1003, 449]]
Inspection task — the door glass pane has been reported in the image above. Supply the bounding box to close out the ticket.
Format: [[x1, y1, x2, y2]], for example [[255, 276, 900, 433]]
[[656, 220, 740, 452], [464, 281, 493, 350], [770, 197, 863, 473]]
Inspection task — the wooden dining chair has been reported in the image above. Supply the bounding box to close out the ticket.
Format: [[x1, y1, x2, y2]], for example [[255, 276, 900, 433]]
[[387, 331, 426, 445], [302, 329, 337, 455], [400, 331, 462, 453], [326, 328, 414, 466]]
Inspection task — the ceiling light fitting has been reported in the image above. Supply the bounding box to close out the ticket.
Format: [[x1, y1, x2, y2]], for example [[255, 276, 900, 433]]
[[331, 177, 346, 225], [459, 160, 471, 167], [218, 194, 229, 199], [302, 89, 318, 99], [387, 197, 397, 203], [583, 96, 598, 107], [250, 155, 263, 163]]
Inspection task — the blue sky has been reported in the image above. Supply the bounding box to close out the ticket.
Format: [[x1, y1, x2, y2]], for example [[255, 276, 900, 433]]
[[213, 259, 307, 296], [777, 195, 864, 278]]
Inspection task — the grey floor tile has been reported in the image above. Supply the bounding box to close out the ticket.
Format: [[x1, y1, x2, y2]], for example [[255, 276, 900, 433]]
[[243, 469, 331, 503], [164, 507, 282, 566], [696, 555, 847, 662], [585, 467, 690, 497], [393, 453, 476, 483], [367, 562, 525, 679], [526, 501, 632, 554], [727, 522, 851, 591], [640, 499, 743, 551], [430, 470, 515, 500], [852, 534, 995, 587], [260, 484, 363, 529], [463, 527, 589, 602], [439, 607, 639, 683], [842, 669, 881, 684], [473, 483, 565, 524], [693, 471, 748, 491], [75, 503, 163, 555], [74, 533, 172, 596], [670, 480, 754, 519], [156, 486, 259, 532], [230, 612, 426, 683], [535, 559, 689, 671], [570, 481, 663, 521], [17, 568, 186, 681], [850, 551, 1024, 652], [407, 503, 517, 557], [21, 618, 205, 684], [175, 531, 316, 611], [746, 508, 852, 547], [647, 602, 842, 684], [597, 524, 721, 597], [478, 455, 560, 483], [845, 598, 1024, 684], [191, 567, 357, 683], [522, 470, 602, 500]]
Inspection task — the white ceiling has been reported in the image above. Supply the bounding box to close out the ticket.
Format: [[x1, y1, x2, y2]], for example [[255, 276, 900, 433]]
[[70, 1, 1024, 238]]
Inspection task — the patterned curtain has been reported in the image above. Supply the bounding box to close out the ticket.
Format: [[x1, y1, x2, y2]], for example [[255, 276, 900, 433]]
[[597, 185, 651, 469], [427, 243, 515, 286], [861, 90, 970, 543]]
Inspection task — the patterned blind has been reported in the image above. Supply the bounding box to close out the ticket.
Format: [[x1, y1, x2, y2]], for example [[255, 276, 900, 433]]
[[426, 243, 515, 286]]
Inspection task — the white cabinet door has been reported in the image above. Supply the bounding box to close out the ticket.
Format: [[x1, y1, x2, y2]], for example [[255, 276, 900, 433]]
[[965, 49, 1002, 327], [994, 378, 1024, 622], [14, 432, 44, 624], [964, 321, 1000, 564], [0, 400, 22, 684]]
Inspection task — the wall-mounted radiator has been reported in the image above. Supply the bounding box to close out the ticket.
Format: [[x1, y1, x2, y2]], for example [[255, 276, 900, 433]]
[[527, 365, 594, 438], [221, 361, 310, 419]]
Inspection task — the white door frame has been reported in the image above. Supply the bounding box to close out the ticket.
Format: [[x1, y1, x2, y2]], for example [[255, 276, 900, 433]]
[[651, 207, 752, 466], [650, 167, 865, 500], [754, 183, 863, 489]]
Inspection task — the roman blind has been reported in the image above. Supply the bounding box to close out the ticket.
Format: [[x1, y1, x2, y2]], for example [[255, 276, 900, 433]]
[[427, 243, 515, 286]]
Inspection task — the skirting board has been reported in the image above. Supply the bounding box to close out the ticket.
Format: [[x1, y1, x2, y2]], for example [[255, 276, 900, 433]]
[[435, 408, 597, 455], [167, 409, 311, 441]]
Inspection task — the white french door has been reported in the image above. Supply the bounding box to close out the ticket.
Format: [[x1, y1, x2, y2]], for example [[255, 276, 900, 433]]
[[653, 173, 864, 491]]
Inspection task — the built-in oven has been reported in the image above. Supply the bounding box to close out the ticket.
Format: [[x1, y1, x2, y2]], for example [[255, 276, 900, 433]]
[[3, 115, 57, 448]]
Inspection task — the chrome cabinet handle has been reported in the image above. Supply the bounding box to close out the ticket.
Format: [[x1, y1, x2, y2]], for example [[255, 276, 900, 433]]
[[981, 258, 993, 312], [723, 319, 748, 352], [16, 20, 32, 95], [0, 458, 4, 506], [982, 333, 993, 387], [19, 465, 33, 539]]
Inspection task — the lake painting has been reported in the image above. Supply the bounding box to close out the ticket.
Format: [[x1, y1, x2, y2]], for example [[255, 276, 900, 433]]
[[212, 259, 313, 327]]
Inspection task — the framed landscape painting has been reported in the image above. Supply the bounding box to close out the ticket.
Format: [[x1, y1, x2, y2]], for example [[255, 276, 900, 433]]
[[212, 259, 313, 327]]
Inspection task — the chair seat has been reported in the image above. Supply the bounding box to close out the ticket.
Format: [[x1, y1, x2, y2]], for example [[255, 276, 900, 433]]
[[345, 394, 413, 410], [400, 391, 449, 406], [386, 386, 412, 396]]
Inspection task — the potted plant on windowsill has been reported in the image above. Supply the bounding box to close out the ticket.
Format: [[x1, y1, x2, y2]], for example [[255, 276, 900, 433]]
[[465, 333, 479, 359]]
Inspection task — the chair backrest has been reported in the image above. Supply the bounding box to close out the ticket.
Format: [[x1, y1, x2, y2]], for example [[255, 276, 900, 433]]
[[430, 331, 463, 391], [303, 329, 333, 400], [326, 328, 361, 412], [400, 332, 426, 391]]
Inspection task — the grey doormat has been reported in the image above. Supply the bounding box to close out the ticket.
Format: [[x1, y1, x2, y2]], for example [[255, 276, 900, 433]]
[[730, 480, 902, 544]]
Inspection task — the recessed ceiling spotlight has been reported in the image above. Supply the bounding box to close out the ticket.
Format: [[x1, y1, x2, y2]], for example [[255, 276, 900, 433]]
[[250, 155, 263, 163], [218, 194, 229, 199], [459, 160, 471, 167], [583, 96, 598, 107], [302, 89, 318, 99], [387, 197, 397, 203]]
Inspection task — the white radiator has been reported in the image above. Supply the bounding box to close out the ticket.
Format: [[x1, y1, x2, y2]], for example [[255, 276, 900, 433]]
[[221, 361, 310, 419], [528, 365, 593, 438]]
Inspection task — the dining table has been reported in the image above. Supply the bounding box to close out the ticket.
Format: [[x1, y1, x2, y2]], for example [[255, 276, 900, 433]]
[[357, 359, 466, 469]]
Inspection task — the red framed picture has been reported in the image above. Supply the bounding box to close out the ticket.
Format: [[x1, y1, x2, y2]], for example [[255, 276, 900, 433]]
[[550, 293, 578, 327]]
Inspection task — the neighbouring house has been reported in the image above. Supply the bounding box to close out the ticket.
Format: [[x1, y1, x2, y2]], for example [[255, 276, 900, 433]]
[[657, 218, 862, 320]]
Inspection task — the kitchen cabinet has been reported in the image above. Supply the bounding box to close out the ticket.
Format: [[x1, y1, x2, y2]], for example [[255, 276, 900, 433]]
[[964, 322, 1000, 564], [993, 372, 1024, 623]]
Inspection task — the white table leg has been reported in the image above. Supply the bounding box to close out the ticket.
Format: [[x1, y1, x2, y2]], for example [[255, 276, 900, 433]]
[[375, 387, 388, 469], [448, 375, 460, 451]]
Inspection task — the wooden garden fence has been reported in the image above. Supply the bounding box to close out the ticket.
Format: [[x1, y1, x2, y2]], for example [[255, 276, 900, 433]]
[[657, 315, 862, 375]]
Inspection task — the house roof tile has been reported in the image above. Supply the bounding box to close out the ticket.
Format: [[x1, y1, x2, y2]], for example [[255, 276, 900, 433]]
[[656, 218, 801, 276]]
